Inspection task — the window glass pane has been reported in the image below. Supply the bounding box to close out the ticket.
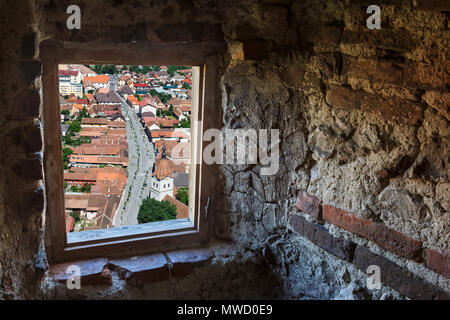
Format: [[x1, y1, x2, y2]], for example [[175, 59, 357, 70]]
[[60, 64, 193, 234]]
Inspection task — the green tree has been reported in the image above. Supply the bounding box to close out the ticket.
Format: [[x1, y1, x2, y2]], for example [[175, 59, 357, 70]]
[[175, 187, 189, 206], [70, 185, 81, 192], [138, 198, 178, 223], [63, 147, 74, 169], [77, 107, 89, 120], [61, 109, 70, 116], [70, 212, 81, 222], [81, 183, 92, 193], [157, 92, 172, 104], [168, 104, 174, 116], [178, 119, 191, 128], [68, 119, 81, 135]]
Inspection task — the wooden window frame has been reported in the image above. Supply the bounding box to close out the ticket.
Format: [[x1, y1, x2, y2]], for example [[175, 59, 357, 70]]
[[40, 41, 223, 264]]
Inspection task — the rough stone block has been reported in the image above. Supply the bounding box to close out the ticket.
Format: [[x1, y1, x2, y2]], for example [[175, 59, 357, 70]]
[[167, 248, 214, 277], [9, 88, 40, 120], [243, 39, 270, 61], [422, 90, 450, 121], [13, 158, 43, 181], [155, 23, 223, 42], [8, 122, 42, 154], [298, 25, 343, 51], [341, 27, 418, 53], [297, 191, 322, 220], [289, 213, 356, 262], [48, 258, 112, 286], [342, 56, 404, 84], [378, 187, 427, 224], [426, 247, 450, 278], [413, 0, 450, 10], [108, 253, 169, 286], [404, 61, 448, 89], [354, 246, 450, 300], [404, 138, 449, 183], [322, 205, 422, 261], [20, 61, 41, 85], [325, 85, 424, 126]]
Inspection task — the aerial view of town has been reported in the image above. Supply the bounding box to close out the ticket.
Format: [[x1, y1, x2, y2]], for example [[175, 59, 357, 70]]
[[59, 64, 192, 233]]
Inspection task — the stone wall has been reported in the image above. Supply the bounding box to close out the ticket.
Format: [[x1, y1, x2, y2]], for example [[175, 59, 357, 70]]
[[0, 0, 448, 299]]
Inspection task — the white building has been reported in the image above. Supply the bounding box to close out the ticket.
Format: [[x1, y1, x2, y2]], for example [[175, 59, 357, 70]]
[[150, 147, 174, 201], [59, 81, 83, 98]]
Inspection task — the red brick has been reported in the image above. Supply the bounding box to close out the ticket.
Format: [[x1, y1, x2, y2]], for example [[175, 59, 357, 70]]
[[354, 246, 449, 300], [48, 258, 112, 286], [166, 248, 213, 277], [323, 205, 422, 261], [108, 253, 169, 286], [289, 213, 356, 262], [297, 191, 322, 220], [426, 247, 450, 278]]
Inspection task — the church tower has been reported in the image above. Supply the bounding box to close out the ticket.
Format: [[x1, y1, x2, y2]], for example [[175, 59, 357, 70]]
[[150, 145, 174, 201]]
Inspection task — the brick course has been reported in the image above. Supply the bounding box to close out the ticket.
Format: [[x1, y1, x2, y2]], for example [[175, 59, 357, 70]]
[[289, 213, 356, 262], [322, 205, 422, 261], [354, 246, 450, 300], [297, 191, 322, 220], [426, 247, 450, 278]]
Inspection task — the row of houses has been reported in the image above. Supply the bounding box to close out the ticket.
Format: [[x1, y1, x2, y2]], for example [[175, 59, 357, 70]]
[[61, 79, 130, 232]]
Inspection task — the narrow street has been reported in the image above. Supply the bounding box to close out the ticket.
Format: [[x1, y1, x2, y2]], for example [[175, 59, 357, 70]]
[[111, 76, 155, 226]]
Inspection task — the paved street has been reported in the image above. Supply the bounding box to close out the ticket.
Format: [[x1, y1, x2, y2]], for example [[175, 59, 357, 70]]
[[111, 76, 155, 226]]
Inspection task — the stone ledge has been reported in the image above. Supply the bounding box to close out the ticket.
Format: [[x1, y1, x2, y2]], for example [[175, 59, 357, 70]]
[[108, 253, 169, 286], [48, 248, 214, 286], [167, 248, 214, 278], [48, 258, 112, 286]]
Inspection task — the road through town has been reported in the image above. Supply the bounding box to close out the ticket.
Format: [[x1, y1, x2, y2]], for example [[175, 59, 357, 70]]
[[112, 77, 155, 226]]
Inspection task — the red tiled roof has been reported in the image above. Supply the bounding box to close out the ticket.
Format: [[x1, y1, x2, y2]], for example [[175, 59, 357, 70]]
[[59, 70, 79, 77], [66, 216, 75, 233], [127, 95, 139, 105], [84, 74, 110, 84], [162, 195, 189, 219], [76, 99, 89, 105], [152, 157, 174, 180]]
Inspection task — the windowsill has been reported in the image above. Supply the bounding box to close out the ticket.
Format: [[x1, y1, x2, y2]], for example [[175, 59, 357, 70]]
[[47, 247, 214, 287], [66, 218, 194, 245]]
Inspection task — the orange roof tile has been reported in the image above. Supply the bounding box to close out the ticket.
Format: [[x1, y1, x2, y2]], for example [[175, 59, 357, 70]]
[[152, 157, 174, 180], [162, 195, 189, 219], [84, 74, 110, 84]]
